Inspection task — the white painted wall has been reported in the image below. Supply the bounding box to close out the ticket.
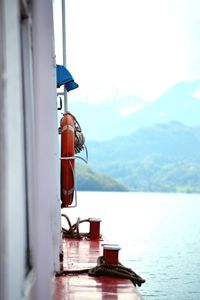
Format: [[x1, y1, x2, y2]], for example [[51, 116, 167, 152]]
[[0, 0, 61, 299], [2, 0, 27, 299], [31, 0, 61, 298]]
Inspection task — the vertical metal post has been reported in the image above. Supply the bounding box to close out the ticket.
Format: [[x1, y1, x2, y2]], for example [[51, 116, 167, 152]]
[[62, 0, 68, 112], [0, 1, 5, 298]]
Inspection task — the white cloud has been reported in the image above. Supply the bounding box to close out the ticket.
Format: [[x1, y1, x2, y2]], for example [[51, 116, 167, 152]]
[[192, 88, 200, 100], [119, 104, 145, 116]]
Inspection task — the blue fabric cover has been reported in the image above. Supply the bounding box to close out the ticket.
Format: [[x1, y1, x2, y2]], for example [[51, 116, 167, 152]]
[[56, 65, 79, 92]]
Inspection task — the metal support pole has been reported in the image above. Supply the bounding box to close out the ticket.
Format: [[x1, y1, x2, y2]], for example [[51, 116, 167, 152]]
[[62, 0, 68, 112]]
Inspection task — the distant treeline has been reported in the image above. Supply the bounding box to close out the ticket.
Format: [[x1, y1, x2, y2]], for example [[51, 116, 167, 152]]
[[78, 122, 200, 193], [76, 163, 128, 192]]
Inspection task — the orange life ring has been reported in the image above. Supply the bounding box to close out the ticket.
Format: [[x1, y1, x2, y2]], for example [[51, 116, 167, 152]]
[[60, 113, 75, 207]]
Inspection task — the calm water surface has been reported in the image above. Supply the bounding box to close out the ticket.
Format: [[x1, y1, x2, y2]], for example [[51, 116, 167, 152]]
[[64, 192, 200, 300]]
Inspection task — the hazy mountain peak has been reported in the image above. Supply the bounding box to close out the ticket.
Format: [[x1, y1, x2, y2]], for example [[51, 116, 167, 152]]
[[162, 79, 200, 98], [69, 79, 200, 141]]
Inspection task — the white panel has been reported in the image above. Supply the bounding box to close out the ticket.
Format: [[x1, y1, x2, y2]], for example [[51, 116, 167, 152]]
[[20, 17, 37, 299], [0, 0, 61, 298], [3, 0, 27, 299], [31, 0, 61, 298]]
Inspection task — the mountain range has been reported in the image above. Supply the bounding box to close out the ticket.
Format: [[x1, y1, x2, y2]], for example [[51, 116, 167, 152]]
[[69, 79, 200, 141], [69, 79, 200, 193], [85, 121, 200, 193]]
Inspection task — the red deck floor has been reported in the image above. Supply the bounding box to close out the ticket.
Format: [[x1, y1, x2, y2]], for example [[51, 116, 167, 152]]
[[53, 237, 144, 300]]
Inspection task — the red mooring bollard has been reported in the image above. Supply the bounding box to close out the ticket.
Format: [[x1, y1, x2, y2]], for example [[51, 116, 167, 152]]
[[103, 244, 121, 264], [89, 218, 101, 240]]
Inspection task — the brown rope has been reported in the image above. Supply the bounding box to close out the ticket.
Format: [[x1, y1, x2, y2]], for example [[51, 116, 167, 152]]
[[88, 256, 145, 287], [56, 255, 145, 287], [61, 214, 90, 239]]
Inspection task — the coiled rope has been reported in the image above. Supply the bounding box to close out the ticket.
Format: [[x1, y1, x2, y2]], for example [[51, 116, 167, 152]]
[[67, 111, 88, 158], [56, 255, 145, 287], [61, 214, 90, 239], [88, 256, 145, 287]]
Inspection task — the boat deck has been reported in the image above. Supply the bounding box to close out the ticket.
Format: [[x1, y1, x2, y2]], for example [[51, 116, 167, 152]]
[[53, 237, 143, 300]]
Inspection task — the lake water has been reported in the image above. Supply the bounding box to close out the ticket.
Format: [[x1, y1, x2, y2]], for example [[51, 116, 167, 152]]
[[63, 192, 200, 300]]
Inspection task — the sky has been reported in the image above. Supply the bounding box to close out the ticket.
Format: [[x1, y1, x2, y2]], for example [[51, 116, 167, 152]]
[[54, 0, 200, 104]]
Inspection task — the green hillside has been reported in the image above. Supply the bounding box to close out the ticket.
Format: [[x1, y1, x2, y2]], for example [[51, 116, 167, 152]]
[[76, 163, 128, 191], [87, 122, 200, 193]]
